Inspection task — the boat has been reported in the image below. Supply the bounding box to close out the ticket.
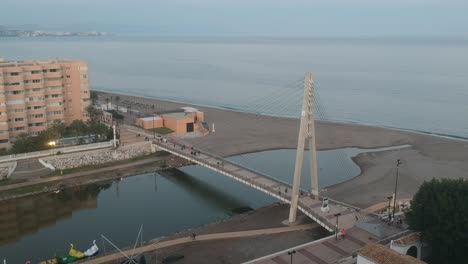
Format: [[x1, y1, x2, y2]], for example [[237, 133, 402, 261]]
[[68, 244, 85, 259], [84, 240, 99, 257], [38, 258, 59, 264], [56, 256, 77, 264]]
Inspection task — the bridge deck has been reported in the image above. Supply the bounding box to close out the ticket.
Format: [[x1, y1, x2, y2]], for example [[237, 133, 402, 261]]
[[153, 140, 374, 232]]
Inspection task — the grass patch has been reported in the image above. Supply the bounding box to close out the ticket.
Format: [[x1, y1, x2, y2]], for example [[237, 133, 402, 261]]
[[150, 127, 174, 135], [42, 151, 171, 178], [0, 178, 27, 186], [0, 182, 57, 198]]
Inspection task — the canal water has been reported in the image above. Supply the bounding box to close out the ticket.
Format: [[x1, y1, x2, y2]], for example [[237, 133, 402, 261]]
[[0, 146, 406, 263]]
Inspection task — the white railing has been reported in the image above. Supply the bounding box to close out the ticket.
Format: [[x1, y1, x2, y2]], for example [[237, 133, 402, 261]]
[[0, 140, 117, 163]]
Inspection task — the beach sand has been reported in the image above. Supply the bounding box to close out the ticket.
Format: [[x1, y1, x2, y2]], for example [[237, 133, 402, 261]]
[[100, 92, 468, 208]]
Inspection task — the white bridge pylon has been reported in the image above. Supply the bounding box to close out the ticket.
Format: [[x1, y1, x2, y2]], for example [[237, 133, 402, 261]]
[[288, 72, 319, 223]]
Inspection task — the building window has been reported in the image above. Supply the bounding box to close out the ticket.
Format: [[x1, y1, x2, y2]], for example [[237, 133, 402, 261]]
[[79, 66, 88, 71], [0, 139, 8, 144], [10, 72, 20, 76], [80, 82, 88, 87], [49, 69, 60, 72], [66, 75, 71, 78], [32, 79, 41, 83], [80, 74, 87, 79], [32, 70, 41, 74]]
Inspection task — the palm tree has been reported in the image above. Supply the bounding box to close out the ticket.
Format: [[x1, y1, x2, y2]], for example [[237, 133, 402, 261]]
[[115, 96, 120, 112]]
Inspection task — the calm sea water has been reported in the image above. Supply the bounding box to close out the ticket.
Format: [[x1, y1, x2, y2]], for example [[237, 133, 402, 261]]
[[0, 37, 467, 138], [0, 147, 374, 263]]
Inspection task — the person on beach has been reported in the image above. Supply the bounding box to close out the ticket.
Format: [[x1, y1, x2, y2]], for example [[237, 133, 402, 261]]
[[192, 233, 196, 240], [341, 229, 346, 239]]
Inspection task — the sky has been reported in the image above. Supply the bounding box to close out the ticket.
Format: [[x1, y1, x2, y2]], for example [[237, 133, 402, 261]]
[[1, 0, 467, 37]]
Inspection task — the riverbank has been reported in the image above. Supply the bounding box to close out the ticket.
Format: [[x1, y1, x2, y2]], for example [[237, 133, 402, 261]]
[[99, 91, 468, 208], [80, 203, 329, 264], [0, 152, 191, 201]]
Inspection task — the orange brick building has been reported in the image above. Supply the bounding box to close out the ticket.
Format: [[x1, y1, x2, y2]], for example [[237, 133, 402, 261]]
[[136, 107, 204, 134]]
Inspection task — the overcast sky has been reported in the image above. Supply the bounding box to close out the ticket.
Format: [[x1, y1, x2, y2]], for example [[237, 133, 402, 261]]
[[1, 0, 467, 36]]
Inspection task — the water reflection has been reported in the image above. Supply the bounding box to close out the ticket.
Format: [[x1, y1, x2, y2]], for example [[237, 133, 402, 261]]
[[0, 183, 112, 246], [159, 169, 251, 215]]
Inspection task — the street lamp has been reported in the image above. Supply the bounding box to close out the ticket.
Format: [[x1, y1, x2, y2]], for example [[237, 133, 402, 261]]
[[387, 196, 393, 220], [48, 141, 56, 155], [287, 250, 296, 264], [393, 159, 403, 220], [153, 113, 155, 139], [334, 213, 341, 240]]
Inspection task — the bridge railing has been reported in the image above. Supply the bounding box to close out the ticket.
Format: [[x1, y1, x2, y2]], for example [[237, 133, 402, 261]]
[[153, 138, 299, 190]]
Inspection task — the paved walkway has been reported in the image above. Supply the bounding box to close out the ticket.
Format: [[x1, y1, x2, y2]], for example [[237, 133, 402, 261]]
[[81, 224, 318, 264], [247, 226, 378, 264]]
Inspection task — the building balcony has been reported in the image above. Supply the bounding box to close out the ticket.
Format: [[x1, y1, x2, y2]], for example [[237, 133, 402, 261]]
[[0, 123, 9, 131], [45, 106, 64, 112], [46, 114, 64, 121], [5, 94, 25, 102], [28, 125, 47, 133], [3, 75, 23, 83], [25, 91, 45, 99], [45, 80, 63, 87], [45, 97, 63, 104], [4, 84, 24, 92], [27, 108, 46, 116], [43, 72, 62, 79], [9, 129, 28, 138], [0, 132, 9, 141], [24, 82, 45, 89], [8, 121, 27, 128], [28, 117, 47, 124], [23, 73, 43, 81]]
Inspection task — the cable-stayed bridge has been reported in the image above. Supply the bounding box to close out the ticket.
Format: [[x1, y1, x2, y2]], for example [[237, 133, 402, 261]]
[[138, 72, 378, 233]]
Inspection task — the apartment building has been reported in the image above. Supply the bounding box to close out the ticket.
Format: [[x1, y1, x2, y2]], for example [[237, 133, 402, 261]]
[[0, 57, 91, 148]]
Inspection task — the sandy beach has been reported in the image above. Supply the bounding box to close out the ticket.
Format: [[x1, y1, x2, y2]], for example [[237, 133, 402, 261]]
[[99, 91, 468, 208]]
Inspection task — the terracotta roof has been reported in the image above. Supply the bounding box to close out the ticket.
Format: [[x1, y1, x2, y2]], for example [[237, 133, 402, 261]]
[[358, 243, 425, 264], [393, 233, 420, 247]]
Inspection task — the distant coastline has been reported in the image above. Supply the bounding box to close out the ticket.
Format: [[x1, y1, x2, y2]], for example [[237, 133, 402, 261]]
[[0, 25, 110, 37]]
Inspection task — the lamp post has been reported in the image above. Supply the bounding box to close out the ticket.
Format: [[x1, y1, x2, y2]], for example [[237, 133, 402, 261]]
[[387, 196, 393, 220], [48, 141, 56, 155], [152, 113, 156, 139], [393, 159, 403, 220], [334, 213, 341, 240], [287, 250, 296, 264]]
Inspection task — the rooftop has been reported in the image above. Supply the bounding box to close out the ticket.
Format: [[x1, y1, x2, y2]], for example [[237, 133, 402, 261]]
[[163, 112, 189, 120], [358, 243, 425, 264], [0, 58, 84, 68], [141, 116, 162, 121], [393, 233, 421, 247]]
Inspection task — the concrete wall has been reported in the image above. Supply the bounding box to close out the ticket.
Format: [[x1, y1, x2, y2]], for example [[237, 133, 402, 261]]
[[41, 141, 153, 170], [135, 117, 163, 129]]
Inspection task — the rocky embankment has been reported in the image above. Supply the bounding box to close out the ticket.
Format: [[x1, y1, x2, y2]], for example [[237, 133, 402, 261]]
[[41, 142, 154, 170]]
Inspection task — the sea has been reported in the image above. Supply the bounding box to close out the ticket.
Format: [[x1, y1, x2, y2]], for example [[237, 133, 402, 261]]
[[0, 36, 467, 138]]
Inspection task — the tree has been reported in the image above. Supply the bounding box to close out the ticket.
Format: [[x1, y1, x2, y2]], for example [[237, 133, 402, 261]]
[[68, 120, 88, 138], [90, 91, 98, 105], [406, 178, 468, 263], [85, 105, 103, 123]]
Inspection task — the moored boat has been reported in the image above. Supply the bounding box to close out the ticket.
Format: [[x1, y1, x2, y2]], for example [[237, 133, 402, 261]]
[[84, 240, 99, 257]]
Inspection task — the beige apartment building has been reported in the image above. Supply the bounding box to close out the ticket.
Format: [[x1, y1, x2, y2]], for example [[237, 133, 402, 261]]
[[0, 57, 91, 148]]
